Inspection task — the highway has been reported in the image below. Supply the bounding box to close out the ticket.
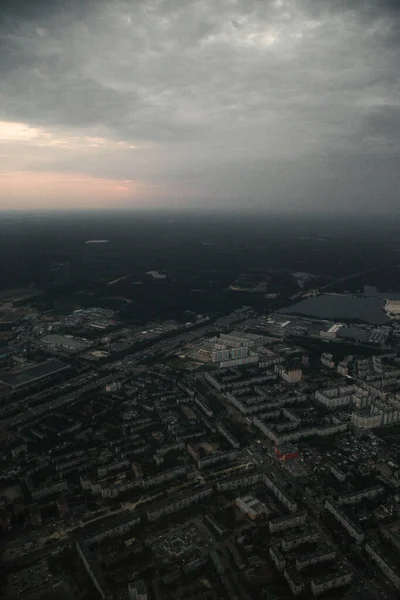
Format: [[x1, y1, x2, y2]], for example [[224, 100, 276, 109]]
[[317, 262, 395, 293]]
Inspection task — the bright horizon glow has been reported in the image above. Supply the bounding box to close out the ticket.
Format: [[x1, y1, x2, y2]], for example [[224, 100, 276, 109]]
[[0, 121, 140, 149], [0, 121, 166, 209], [0, 171, 163, 210]]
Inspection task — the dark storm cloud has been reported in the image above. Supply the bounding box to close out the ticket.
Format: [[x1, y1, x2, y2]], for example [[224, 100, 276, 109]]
[[1, 0, 399, 211], [0, 0, 97, 22]]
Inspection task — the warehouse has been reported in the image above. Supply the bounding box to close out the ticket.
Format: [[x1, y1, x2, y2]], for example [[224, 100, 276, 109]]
[[0, 360, 70, 389], [41, 334, 89, 353]]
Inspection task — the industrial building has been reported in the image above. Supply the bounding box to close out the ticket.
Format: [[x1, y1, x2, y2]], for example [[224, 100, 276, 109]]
[[0, 359, 70, 389], [41, 333, 89, 353], [320, 323, 343, 339]]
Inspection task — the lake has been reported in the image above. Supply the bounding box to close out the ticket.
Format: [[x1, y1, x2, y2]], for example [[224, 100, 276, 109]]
[[280, 293, 390, 325]]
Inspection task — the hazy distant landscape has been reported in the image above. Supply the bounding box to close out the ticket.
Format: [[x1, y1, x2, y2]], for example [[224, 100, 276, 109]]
[[1, 212, 400, 324]]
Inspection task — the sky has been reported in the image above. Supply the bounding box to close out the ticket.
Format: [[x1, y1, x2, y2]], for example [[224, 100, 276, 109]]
[[0, 0, 399, 212]]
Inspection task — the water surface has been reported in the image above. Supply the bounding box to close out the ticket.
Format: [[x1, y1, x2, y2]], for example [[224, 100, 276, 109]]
[[280, 293, 389, 325]]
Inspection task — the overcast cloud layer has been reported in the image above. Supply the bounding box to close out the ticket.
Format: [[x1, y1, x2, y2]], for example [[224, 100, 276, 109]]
[[0, 0, 399, 211]]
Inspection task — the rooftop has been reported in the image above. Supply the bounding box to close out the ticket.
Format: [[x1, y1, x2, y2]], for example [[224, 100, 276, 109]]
[[42, 334, 88, 350], [0, 360, 70, 389]]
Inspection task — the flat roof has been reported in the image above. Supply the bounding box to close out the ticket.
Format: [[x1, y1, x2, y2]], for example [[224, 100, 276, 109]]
[[269, 511, 307, 524], [297, 545, 335, 562], [312, 568, 352, 585], [0, 360, 70, 389], [42, 334, 87, 349]]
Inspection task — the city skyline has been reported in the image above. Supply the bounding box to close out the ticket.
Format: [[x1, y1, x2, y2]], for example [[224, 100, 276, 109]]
[[1, 0, 399, 212]]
